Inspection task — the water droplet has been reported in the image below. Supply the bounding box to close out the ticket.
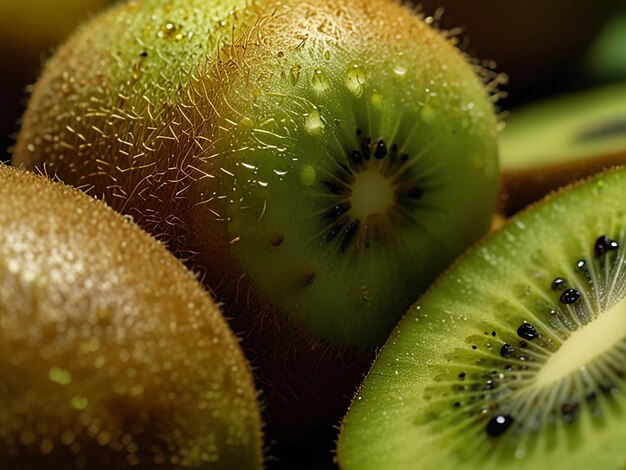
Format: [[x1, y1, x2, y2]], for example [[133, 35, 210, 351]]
[[421, 104, 435, 123], [486, 415, 513, 437], [560, 288, 581, 304], [240, 116, 254, 127], [289, 64, 302, 85], [49, 367, 72, 385], [300, 165, 316, 186], [304, 108, 325, 133], [323, 49, 331, 61], [393, 65, 407, 77], [517, 323, 539, 340], [311, 69, 330, 92], [345, 64, 366, 97]]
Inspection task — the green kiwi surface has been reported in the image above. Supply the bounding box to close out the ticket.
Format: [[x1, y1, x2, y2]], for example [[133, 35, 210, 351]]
[[500, 83, 626, 215], [338, 167, 626, 469], [13, 0, 499, 434], [0, 165, 263, 469]]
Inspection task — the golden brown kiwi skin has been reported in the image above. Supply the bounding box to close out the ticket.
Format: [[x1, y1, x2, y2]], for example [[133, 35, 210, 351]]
[[12, 0, 497, 437], [0, 165, 263, 469], [499, 151, 626, 215]]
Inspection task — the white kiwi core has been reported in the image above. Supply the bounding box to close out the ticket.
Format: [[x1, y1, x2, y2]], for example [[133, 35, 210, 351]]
[[349, 170, 395, 220], [534, 297, 626, 388]]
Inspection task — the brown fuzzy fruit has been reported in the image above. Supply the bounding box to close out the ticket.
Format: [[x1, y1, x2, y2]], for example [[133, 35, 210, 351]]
[[0, 165, 263, 469]]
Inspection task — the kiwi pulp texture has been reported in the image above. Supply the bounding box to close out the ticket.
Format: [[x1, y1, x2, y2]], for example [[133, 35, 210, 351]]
[[339, 167, 626, 469], [500, 82, 626, 215], [13, 0, 500, 433], [0, 165, 263, 469]]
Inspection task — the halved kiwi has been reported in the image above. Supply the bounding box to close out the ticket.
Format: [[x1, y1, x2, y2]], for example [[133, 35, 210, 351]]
[[338, 166, 626, 469], [500, 82, 626, 215], [12, 0, 500, 434], [0, 165, 263, 469]]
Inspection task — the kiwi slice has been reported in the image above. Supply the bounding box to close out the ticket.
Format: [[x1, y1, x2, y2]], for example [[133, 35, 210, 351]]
[[338, 167, 626, 469], [500, 82, 626, 215], [0, 165, 263, 468], [13, 0, 499, 433]]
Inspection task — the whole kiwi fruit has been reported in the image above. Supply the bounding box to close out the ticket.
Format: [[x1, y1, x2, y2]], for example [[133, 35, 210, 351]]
[[0, 164, 263, 469], [338, 166, 626, 469], [12, 0, 500, 435]]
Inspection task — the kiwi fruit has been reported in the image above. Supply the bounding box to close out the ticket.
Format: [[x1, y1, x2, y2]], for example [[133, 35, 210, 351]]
[[12, 0, 500, 434], [338, 166, 626, 469], [0, 164, 263, 469], [585, 10, 626, 84], [0, 0, 113, 159], [500, 82, 626, 215]]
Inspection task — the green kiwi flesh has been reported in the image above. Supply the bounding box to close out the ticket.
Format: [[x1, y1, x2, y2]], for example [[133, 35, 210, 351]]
[[13, 0, 499, 348], [338, 167, 626, 469], [0, 165, 263, 469], [500, 82, 626, 215]]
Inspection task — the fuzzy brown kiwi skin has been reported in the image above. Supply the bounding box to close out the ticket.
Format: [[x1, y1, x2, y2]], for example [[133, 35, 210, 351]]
[[0, 165, 263, 469], [12, 0, 499, 440], [499, 152, 626, 216]]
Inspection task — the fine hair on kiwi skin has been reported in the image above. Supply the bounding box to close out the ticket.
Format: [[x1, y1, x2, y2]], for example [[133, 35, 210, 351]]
[[12, 0, 501, 437], [0, 164, 263, 469], [499, 82, 626, 216], [338, 166, 626, 469]]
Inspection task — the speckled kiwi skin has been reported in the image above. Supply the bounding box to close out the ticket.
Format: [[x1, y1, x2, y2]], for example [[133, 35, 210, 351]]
[[0, 165, 263, 469], [13, 0, 499, 436]]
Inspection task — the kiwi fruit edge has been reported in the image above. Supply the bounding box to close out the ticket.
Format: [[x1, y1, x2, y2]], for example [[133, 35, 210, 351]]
[[499, 82, 626, 215], [0, 164, 263, 469], [0, 0, 113, 160], [338, 166, 626, 469], [12, 0, 500, 435]]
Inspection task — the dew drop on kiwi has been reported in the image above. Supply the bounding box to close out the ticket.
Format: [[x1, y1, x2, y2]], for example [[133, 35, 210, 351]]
[[560, 288, 581, 304], [486, 415, 514, 437], [594, 235, 619, 258]]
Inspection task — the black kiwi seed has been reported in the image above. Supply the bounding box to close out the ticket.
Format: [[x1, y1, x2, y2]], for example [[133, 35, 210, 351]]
[[594, 235, 619, 258], [374, 139, 387, 159], [486, 415, 514, 437], [499, 343, 515, 358], [551, 277, 566, 290], [560, 288, 581, 304], [517, 323, 539, 340]]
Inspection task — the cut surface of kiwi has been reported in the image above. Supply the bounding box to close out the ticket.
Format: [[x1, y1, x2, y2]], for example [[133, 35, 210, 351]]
[[338, 167, 626, 469], [500, 82, 626, 214], [0, 165, 263, 469], [13, 0, 499, 435]]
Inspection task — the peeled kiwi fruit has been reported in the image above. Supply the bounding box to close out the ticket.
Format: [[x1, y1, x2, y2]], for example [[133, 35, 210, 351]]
[[12, 0, 500, 433], [338, 166, 626, 469], [500, 82, 626, 215], [0, 164, 263, 468]]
